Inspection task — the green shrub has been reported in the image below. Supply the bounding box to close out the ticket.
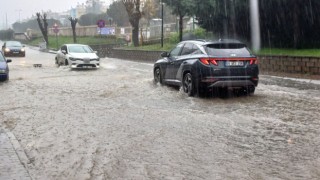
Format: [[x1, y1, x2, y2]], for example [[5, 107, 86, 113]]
[[0, 29, 14, 40], [168, 32, 179, 44], [193, 28, 206, 39]]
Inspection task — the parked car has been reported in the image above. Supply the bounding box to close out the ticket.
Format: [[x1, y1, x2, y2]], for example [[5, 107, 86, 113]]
[[0, 51, 12, 81], [1, 41, 25, 57], [55, 44, 100, 69], [153, 39, 259, 96]]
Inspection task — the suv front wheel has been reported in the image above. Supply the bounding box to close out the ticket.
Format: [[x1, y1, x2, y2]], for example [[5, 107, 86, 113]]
[[154, 68, 163, 85]]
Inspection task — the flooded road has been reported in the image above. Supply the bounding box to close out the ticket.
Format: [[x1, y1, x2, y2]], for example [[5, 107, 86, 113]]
[[0, 47, 320, 179]]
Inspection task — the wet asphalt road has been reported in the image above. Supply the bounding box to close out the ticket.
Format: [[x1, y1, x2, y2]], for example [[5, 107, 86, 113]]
[[0, 46, 320, 180]]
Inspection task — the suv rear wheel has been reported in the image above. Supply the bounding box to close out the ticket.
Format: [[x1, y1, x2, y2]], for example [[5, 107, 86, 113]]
[[183, 73, 194, 96], [244, 86, 255, 95]]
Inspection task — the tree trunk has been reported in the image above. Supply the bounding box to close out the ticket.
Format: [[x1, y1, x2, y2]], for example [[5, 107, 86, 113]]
[[230, 0, 237, 39], [69, 17, 78, 43], [72, 29, 77, 43], [122, 0, 141, 47], [36, 13, 49, 48], [293, 1, 301, 49], [179, 14, 183, 42], [131, 20, 140, 47], [43, 16, 49, 47]]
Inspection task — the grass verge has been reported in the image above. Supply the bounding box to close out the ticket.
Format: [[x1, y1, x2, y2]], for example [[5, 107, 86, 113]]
[[28, 36, 125, 50], [257, 48, 320, 57], [28, 36, 320, 57]]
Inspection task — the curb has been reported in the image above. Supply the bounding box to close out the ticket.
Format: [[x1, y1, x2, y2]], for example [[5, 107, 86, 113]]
[[2, 128, 32, 179]]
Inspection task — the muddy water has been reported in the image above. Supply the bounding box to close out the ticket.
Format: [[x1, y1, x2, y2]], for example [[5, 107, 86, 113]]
[[0, 47, 320, 179]]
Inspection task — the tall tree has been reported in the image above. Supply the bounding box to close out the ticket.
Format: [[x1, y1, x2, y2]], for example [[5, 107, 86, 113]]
[[194, 0, 249, 39], [36, 13, 49, 48], [0, 29, 14, 40], [142, 0, 160, 26], [86, 0, 104, 14], [107, 1, 130, 26], [162, 0, 194, 42], [78, 13, 109, 26], [68, 17, 78, 43], [13, 19, 60, 33], [122, 0, 142, 47]]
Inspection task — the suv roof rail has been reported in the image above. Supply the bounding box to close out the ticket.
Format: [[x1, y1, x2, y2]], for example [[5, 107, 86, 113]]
[[218, 39, 242, 43], [194, 39, 207, 42]]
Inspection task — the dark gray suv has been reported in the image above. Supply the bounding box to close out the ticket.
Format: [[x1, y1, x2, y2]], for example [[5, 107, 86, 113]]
[[153, 39, 259, 96]]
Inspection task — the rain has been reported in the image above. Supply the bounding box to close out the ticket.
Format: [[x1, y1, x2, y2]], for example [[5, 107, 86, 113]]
[[1, 0, 320, 179]]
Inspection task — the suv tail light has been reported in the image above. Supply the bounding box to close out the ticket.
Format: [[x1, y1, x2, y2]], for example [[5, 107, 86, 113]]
[[200, 57, 258, 66], [250, 58, 258, 65], [200, 58, 218, 66]]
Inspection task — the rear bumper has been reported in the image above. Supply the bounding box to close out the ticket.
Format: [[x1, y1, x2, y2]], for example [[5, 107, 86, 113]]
[[199, 76, 259, 88], [206, 80, 257, 88], [192, 63, 259, 88]]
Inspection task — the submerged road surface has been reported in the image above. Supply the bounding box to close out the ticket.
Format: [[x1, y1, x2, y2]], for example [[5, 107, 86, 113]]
[[0, 47, 320, 179]]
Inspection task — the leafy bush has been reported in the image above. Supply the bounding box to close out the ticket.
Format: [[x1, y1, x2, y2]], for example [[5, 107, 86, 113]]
[[193, 28, 206, 39], [0, 29, 14, 40], [168, 32, 180, 44]]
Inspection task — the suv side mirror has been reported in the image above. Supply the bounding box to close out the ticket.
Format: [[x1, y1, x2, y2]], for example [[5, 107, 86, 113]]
[[6, 59, 12, 63], [161, 52, 169, 58], [61, 50, 67, 54]]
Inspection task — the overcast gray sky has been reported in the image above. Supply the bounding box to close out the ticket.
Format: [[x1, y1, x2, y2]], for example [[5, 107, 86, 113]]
[[0, 0, 88, 28]]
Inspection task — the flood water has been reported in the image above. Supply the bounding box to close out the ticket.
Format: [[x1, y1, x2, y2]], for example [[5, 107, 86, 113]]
[[0, 47, 320, 179]]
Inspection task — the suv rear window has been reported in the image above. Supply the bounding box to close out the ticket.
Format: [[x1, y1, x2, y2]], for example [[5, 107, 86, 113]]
[[205, 43, 252, 57]]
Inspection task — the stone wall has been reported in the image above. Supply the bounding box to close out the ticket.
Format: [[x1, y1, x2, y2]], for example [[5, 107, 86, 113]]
[[109, 49, 165, 62], [104, 49, 320, 75], [259, 56, 320, 74], [90, 44, 124, 58]]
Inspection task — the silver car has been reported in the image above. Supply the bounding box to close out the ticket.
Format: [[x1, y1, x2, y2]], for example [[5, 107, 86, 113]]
[[55, 44, 100, 69]]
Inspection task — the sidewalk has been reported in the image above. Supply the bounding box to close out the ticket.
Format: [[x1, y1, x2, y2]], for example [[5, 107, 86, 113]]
[[0, 128, 31, 180]]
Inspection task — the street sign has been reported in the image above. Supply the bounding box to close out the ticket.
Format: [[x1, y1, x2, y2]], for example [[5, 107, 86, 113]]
[[97, 19, 105, 28], [125, 34, 131, 42], [52, 23, 60, 50]]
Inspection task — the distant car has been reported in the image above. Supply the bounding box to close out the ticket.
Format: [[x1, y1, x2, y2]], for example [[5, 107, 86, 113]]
[[153, 39, 259, 96], [1, 41, 26, 57], [0, 51, 12, 81], [55, 44, 100, 69]]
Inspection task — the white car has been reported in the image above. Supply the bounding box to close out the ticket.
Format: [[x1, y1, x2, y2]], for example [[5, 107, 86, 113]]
[[55, 44, 100, 69]]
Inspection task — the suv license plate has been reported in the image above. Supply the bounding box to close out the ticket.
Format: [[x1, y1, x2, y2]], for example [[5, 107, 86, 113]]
[[226, 61, 244, 66]]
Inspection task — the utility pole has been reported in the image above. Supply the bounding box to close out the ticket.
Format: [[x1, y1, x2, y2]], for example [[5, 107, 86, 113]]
[[250, 0, 261, 51], [16, 9, 22, 23], [161, 0, 164, 48], [6, 13, 8, 29]]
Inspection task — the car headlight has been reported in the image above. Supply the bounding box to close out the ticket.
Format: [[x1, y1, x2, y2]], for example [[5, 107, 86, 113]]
[[21, 48, 25, 52], [0, 69, 6, 73], [5, 48, 10, 52], [69, 57, 75, 61]]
